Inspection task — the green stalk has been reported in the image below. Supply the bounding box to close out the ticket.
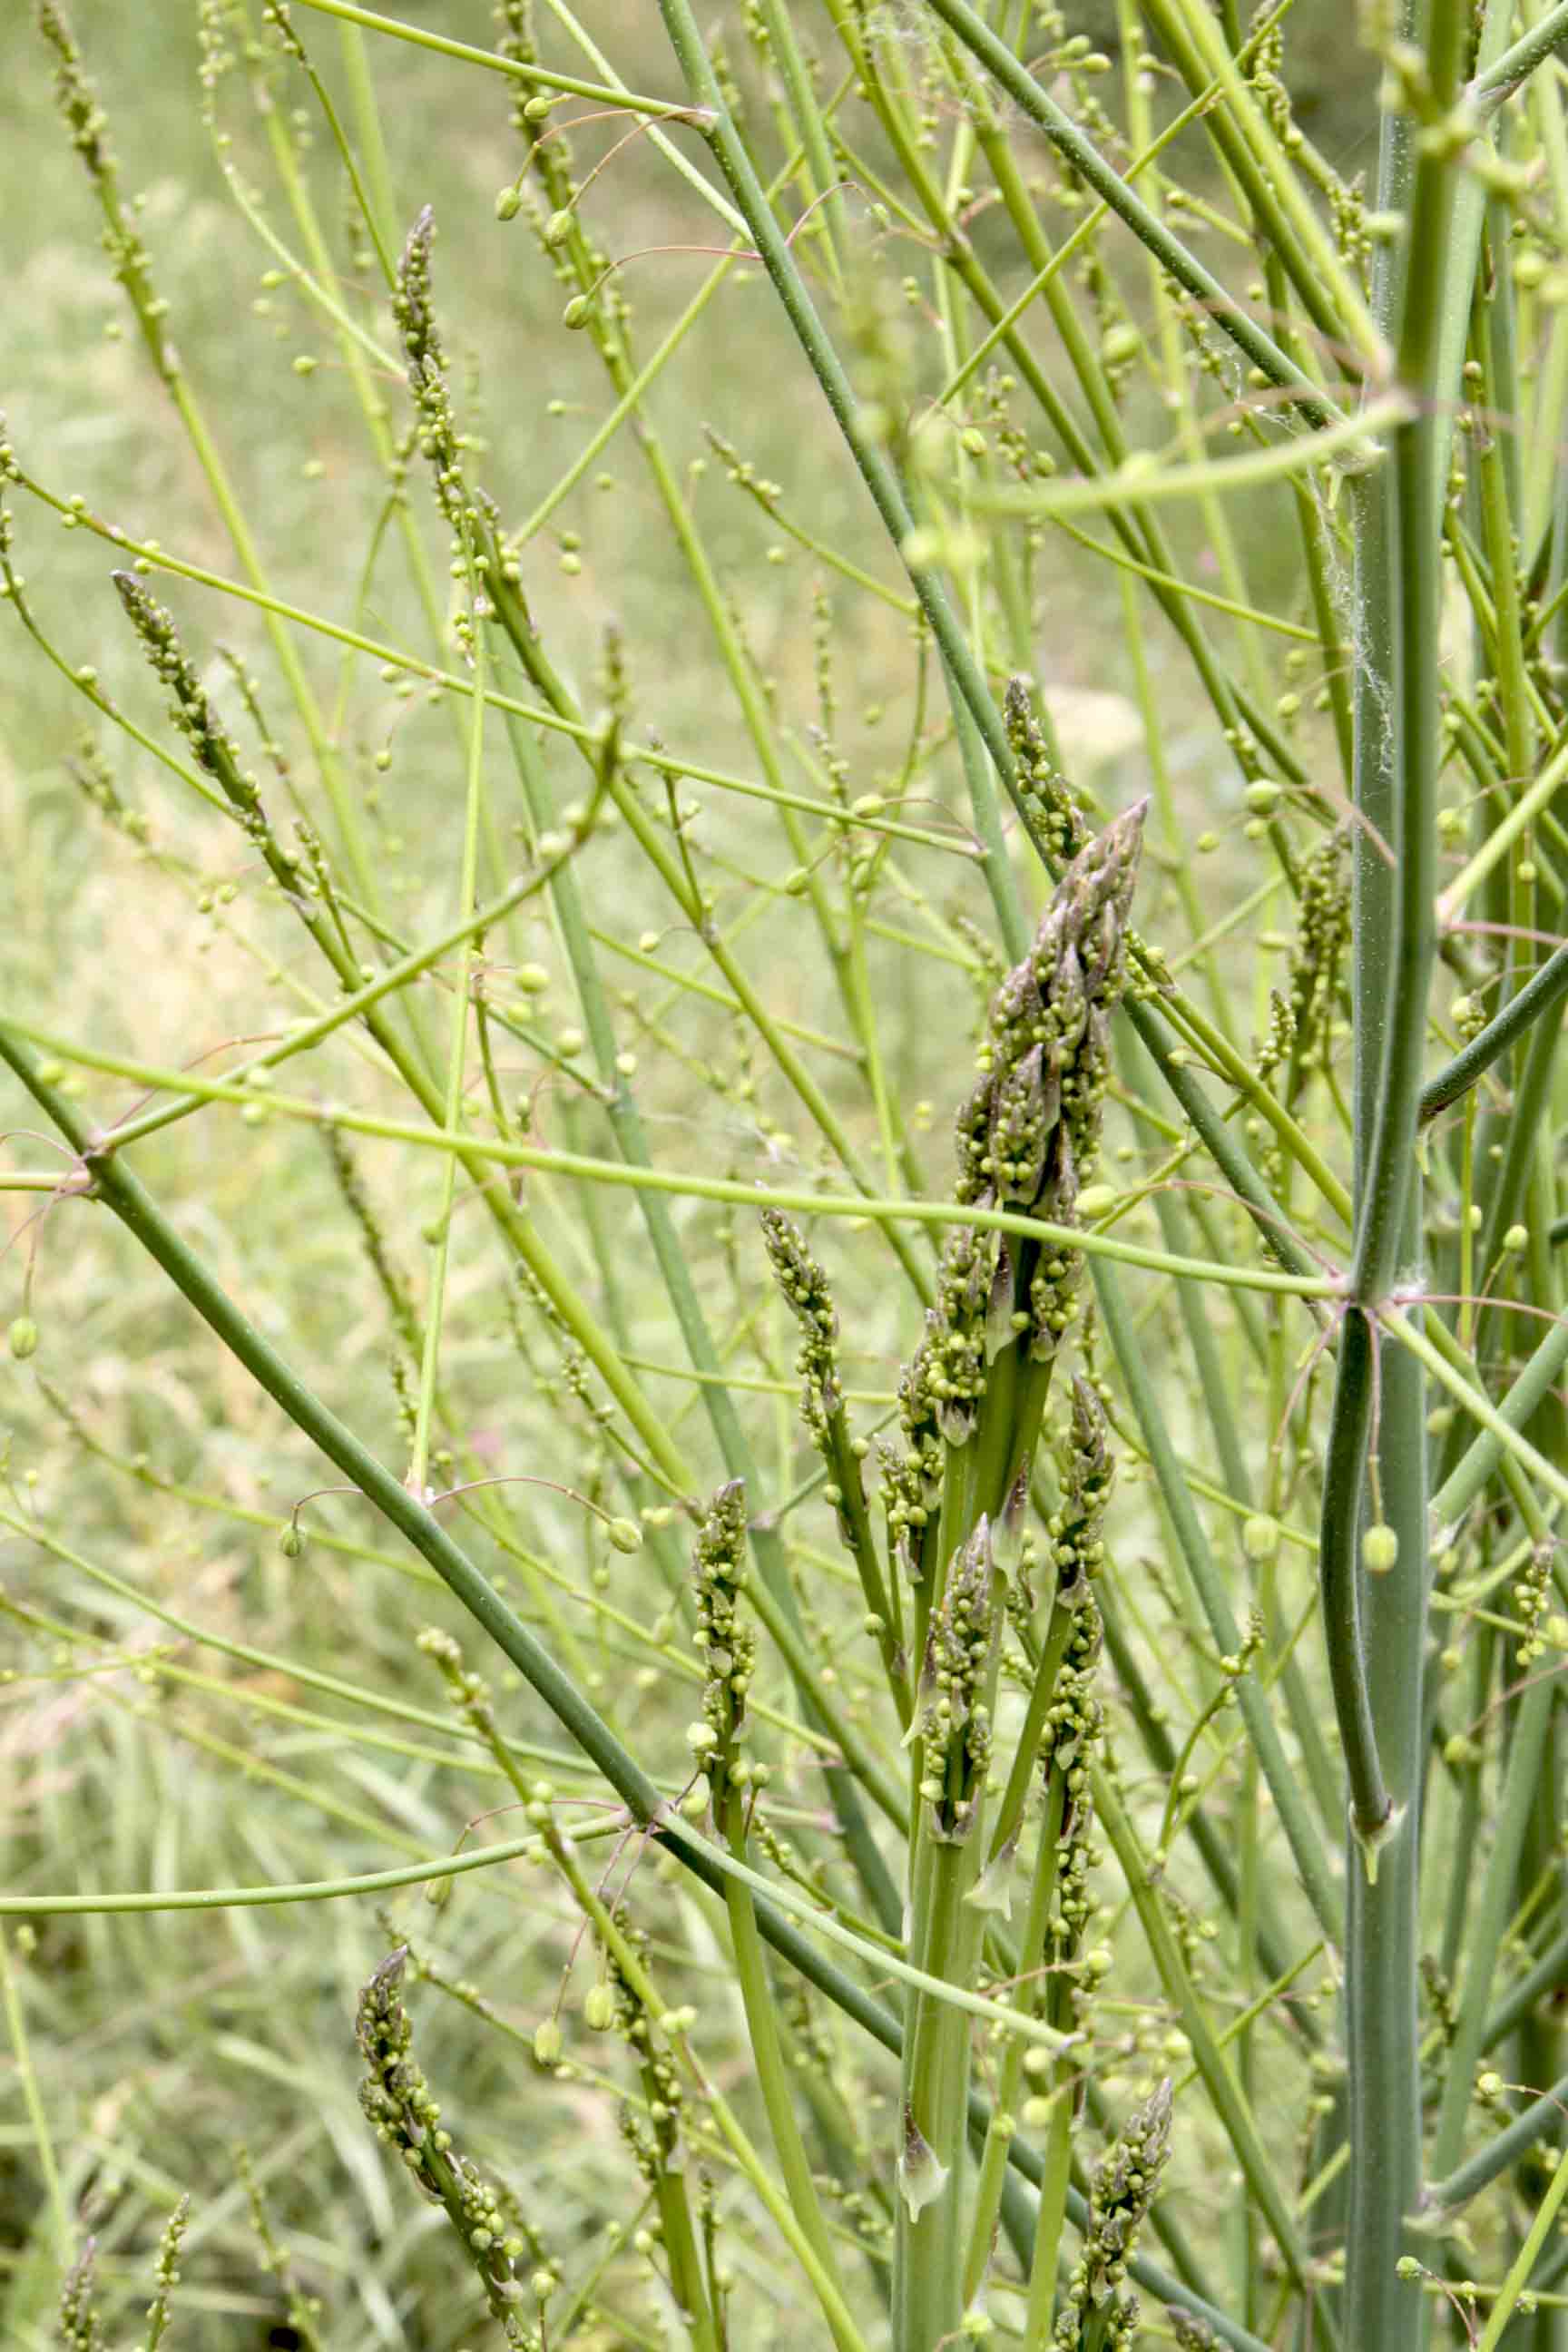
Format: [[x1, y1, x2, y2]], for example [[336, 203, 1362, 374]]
[[1326, 7, 1471, 2340], [1474, 2151, 1568, 2351], [1430, 1310, 1568, 1534], [719, 1778, 859, 2352]]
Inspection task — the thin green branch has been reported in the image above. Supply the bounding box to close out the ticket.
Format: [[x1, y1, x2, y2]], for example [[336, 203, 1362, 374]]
[[1472, 0, 1568, 112], [1419, 938, 1568, 1120], [14, 1019, 1338, 1296]]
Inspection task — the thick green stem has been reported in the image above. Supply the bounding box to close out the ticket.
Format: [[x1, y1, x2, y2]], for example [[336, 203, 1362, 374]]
[[1328, 8, 1472, 2339]]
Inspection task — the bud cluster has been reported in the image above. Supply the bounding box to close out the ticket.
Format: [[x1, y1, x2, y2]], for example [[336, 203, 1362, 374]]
[[760, 1210, 843, 1451], [393, 209, 475, 539], [145, 2192, 191, 2352], [355, 1946, 449, 2198], [417, 1624, 498, 1742], [1278, 827, 1350, 1104], [690, 1480, 755, 1806], [913, 1516, 1003, 1843], [958, 801, 1144, 1230], [1047, 1376, 1114, 1603], [882, 815, 1141, 1588], [56, 2243, 103, 2352], [37, 4, 178, 382], [1054, 2077, 1174, 2347], [113, 578, 250, 806], [1039, 1626, 1103, 1958], [1002, 678, 1087, 871], [355, 1948, 531, 2338]]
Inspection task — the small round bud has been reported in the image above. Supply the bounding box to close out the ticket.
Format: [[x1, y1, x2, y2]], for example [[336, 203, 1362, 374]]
[[543, 210, 573, 250], [1243, 780, 1281, 816], [279, 1524, 306, 1558], [1504, 1223, 1529, 1252], [524, 93, 554, 121], [1100, 321, 1141, 368], [534, 2017, 564, 2064], [7, 1317, 39, 1361], [606, 1517, 643, 1555], [563, 296, 592, 330], [1363, 1523, 1399, 1574], [583, 1983, 616, 2031], [1242, 1514, 1280, 1563], [495, 186, 523, 222]]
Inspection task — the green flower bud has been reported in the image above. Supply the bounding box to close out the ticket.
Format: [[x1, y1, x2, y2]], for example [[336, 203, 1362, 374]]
[[606, 1516, 643, 1554], [543, 210, 573, 250], [495, 186, 523, 222], [1363, 1523, 1399, 1574], [533, 2017, 563, 2064], [563, 296, 592, 330], [279, 1524, 306, 1558], [583, 1982, 615, 2032], [1241, 1514, 1280, 1563], [7, 1317, 39, 1361]]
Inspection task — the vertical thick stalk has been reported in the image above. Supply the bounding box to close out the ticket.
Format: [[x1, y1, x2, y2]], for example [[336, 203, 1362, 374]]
[[1328, 6, 1470, 2339]]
